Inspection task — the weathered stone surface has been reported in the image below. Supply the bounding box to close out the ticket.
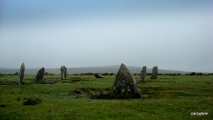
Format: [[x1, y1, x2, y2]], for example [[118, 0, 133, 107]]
[[61, 66, 67, 79], [140, 66, 146, 82], [112, 63, 141, 97], [18, 63, 25, 84], [94, 73, 104, 78], [150, 66, 158, 79], [35, 67, 45, 81]]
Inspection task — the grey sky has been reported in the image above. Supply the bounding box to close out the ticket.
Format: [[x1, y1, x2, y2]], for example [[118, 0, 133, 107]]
[[0, 0, 213, 72]]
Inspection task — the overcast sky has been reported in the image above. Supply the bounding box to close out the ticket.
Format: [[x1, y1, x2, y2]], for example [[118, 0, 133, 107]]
[[0, 0, 213, 72]]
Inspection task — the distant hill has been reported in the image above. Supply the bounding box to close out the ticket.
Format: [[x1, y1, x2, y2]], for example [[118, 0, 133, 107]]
[[0, 65, 190, 75]]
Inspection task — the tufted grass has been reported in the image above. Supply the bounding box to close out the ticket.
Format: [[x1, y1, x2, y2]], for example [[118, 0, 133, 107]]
[[0, 74, 213, 119]]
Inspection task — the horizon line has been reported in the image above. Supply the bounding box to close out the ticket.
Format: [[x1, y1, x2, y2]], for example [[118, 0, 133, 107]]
[[0, 66, 211, 73]]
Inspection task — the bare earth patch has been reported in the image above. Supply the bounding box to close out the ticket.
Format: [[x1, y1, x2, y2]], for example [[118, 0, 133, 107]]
[[38, 79, 59, 84], [23, 98, 42, 105], [69, 87, 157, 99]]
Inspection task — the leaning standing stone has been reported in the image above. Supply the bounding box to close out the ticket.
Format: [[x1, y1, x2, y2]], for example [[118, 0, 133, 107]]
[[112, 63, 141, 98], [35, 67, 45, 81], [94, 73, 104, 78], [140, 66, 146, 82], [61, 66, 67, 80], [18, 63, 25, 84], [150, 66, 158, 79]]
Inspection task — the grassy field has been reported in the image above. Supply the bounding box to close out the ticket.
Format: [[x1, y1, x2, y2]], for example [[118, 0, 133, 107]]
[[0, 74, 213, 120]]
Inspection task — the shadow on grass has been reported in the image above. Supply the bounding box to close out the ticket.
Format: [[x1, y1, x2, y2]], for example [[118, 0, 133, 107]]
[[69, 87, 158, 99]]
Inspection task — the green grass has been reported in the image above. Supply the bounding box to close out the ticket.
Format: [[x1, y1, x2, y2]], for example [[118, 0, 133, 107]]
[[0, 74, 213, 120]]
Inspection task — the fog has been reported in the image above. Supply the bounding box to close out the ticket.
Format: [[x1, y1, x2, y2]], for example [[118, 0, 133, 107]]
[[0, 0, 213, 72]]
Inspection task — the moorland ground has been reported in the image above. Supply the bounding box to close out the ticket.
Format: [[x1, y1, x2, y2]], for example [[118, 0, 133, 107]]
[[0, 74, 213, 120]]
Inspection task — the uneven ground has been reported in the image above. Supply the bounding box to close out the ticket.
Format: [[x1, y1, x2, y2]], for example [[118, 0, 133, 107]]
[[0, 74, 213, 120]]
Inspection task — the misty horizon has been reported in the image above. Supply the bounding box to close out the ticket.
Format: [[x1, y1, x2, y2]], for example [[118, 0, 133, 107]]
[[0, 64, 210, 74], [1, 0, 213, 73]]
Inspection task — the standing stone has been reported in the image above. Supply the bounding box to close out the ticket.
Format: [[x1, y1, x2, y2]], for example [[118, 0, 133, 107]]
[[94, 73, 104, 78], [140, 66, 146, 82], [61, 66, 67, 79], [18, 63, 25, 84], [112, 63, 141, 97], [150, 66, 158, 79], [35, 67, 45, 81]]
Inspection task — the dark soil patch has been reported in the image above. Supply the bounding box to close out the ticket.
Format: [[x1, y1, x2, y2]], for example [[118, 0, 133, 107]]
[[69, 88, 90, 96], [69, 87, 142, 99], [90, 94, 111, 99], [71, 77, 86, 80], [62, 77, 86, 83], [0, 80, 18, 85], [23, 98, 42, 105], [70, 77, 86, 83], [71, 79, 81, 82], [79, 88, 90, 93], [38, 80, 59, 84], [0, 104, 6, 107], [16, 97, 21, 102]]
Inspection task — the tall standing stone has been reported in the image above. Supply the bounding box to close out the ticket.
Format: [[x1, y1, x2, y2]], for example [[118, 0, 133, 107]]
[[35, 67, 45, 81], [150, 66, 158, 79], [112, 63, 141, 97], [140, 66, 146, 82], [18, 63, 25, 84], [61, 66, 67, 79]]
